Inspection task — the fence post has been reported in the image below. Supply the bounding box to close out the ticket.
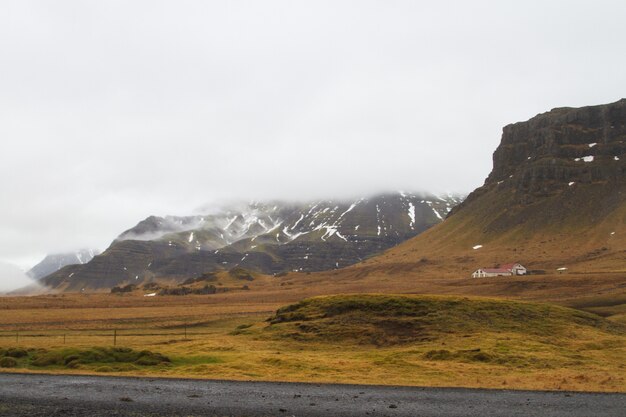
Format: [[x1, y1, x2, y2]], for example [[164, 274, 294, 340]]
[[113, 329, 117, 346], [63, 333, 66, 344]]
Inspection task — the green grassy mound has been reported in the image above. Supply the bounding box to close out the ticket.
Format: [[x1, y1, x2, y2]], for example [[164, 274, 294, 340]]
[[267, 294, 625, 346], [0, 346, 170, 371]]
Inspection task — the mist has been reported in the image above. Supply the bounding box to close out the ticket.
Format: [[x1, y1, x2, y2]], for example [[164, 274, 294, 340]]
[[0, 262, 39, 294], [1, 1, 626, 268]]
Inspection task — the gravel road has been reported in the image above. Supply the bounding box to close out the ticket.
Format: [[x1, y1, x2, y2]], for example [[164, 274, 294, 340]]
[[0, 373, 624, 417]]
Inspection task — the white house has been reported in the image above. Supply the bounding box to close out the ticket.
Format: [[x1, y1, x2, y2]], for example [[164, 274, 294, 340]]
[[472, 263, 527, 278], [500, 263, 527, 275]]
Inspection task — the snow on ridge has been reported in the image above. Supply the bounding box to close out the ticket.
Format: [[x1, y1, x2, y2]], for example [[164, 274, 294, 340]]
[[314, 223, 348, 242], [291, 214, 305, 230], [338, 200, 360, 220], [283, 226, 307, 241], [188, 232, 194, 243], [589, 143, 597, 148], [408, 202, 416, 228], [431, 207, 443, 221]]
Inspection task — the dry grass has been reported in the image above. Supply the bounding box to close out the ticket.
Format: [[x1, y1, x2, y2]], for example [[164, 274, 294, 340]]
[[1, 293, 624, 393]]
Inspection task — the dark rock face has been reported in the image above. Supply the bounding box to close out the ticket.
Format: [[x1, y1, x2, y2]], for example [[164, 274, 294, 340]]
[[41, 192, 464, 291], [454, 99, 626, 213], [27, 250, 99, 280]]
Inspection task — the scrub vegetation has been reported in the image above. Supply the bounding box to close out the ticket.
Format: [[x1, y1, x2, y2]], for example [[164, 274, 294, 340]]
[[0, 294, 624, 392]]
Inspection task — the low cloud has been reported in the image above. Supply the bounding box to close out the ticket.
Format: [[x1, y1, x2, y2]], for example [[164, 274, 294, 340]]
[[0, 262, 38, 293]]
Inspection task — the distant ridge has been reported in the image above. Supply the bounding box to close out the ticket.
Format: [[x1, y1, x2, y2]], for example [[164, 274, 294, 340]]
[[41, 192, 463, 291], [27, 249, 99, 280]]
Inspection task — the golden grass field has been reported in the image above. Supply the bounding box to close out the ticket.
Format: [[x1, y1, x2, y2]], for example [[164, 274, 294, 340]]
[[1, 270, 625, 393]]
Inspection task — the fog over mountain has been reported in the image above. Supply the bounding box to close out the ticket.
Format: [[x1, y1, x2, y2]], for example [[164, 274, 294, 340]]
[[1, 0, 625, 288], [0, 262, 36, 293]]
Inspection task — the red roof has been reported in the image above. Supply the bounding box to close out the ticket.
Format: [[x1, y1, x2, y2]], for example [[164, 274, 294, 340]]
[[500, 263, 519, 270]]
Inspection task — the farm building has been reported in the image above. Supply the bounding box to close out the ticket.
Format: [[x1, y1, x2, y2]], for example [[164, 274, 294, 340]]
[[472, 263, 527, 278]]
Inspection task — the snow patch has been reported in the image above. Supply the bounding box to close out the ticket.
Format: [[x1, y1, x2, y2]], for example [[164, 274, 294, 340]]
[[283, 226, 306, 241], [291, 214, 305, 229], [144, 293, 157, 297], [224, 216, 238, 231], [615, 156, 620, 161], [588, 143, 597, 148], [431, 207, 443, 221], [472, 245, 483, 250], [338, 201, 360, 220], [188, 232, 194, 243], [568, 182, 575, 186], [408, 203, 416, 228]]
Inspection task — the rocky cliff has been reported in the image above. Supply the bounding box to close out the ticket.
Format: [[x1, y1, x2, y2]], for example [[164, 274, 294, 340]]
[[453, 99, 626, 210], [375, 98, 626, 274]]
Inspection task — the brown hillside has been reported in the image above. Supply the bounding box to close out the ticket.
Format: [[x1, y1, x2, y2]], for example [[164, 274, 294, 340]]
[[280, 100, 626, 309]]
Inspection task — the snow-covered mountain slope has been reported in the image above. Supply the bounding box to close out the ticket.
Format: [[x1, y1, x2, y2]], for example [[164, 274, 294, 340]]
[[41, 192, 463, 291], [27, 249, 99, 280]]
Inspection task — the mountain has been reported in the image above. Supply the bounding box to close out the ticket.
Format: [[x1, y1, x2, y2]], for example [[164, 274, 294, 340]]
[[40, 192, 463, 291], [355, 99, 626, 277], [27, 249, 99, 280]]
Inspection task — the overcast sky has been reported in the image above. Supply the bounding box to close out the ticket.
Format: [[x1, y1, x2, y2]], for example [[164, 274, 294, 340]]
[[1, 1, 625, 270]]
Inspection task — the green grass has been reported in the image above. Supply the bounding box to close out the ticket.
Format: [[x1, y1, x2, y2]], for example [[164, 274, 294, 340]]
[[0, 346, 170, 371], [267, 294, 624, 345], [1, 295, 624, 392]]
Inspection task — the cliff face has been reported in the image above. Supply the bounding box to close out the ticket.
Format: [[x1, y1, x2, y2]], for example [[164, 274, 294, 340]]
[[364, 100, 626, 277], [454, 99, 626, 212]]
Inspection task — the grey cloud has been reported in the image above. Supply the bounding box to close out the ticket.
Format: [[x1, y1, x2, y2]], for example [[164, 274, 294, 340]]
[[1, 0, 625, 278]]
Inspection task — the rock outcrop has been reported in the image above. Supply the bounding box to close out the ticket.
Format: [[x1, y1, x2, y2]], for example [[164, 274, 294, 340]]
[[454, 98, 626, 212]]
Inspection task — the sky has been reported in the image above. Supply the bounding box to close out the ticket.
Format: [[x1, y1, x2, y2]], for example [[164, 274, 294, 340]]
[[1, 0, 625, 272]]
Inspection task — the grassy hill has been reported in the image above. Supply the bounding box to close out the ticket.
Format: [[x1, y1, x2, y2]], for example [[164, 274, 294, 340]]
[[2, 294, 623, 392], [291, 101, 626, 309], [267, 294, 623, 345]]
